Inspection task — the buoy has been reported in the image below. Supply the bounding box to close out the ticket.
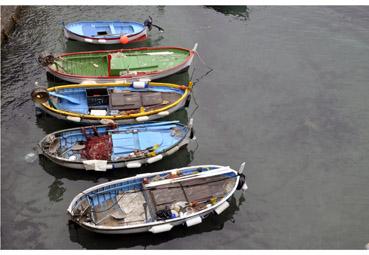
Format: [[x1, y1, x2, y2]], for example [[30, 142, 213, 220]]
[[185, 216, 202, 227], [215, 201, 230, 215], [126, 161, 142, 168], [119, 35, 129, 44], [149, 224, 173, 233], [31, 88, 49, 104]]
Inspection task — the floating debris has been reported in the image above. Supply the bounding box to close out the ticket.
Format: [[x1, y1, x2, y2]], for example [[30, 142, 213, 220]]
[[24, 152, 37, 163]]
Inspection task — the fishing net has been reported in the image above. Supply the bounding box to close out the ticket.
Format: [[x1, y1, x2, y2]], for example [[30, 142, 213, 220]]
[[81, 134, 112, 160]]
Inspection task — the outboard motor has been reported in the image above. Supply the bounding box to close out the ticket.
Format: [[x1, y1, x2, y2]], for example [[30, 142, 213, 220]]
[[144, 16, 164, 32]]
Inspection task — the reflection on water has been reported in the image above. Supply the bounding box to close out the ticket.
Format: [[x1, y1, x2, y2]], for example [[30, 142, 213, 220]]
[[48, 179, 66, 202], [68, 195, 243, 249], [206, 6, 249, 20]]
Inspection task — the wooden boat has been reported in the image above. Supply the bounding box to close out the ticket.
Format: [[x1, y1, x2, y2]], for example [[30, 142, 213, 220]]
[[31, 81, 192, 124], [38, 120, 193, 171], [67, 163, 248, 234], [38, 45, 197, 83], [63, 17, 163, 45]]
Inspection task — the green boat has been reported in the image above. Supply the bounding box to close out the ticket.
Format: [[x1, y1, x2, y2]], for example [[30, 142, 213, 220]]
[[38, 44, 198, 83]]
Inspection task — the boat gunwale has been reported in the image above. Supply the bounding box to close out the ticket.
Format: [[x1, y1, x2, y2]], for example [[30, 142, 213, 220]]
[[67, 165, 239, 231], [48, 46, 195, 79]]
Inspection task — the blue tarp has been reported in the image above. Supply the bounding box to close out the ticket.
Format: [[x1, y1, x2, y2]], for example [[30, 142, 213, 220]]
[[55, 89, 89, 114]]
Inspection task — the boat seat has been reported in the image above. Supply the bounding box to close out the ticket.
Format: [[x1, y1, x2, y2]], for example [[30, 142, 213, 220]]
[[109, 24, 116, 35], [142, 188, 157, 222], [148, 183, 188, 212], [109, 91, 165, 111], [141, 92, 163, 106], [109, 92, 141, 110]]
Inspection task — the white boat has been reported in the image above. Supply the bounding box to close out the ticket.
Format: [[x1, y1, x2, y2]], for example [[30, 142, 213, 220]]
[[67, 163, 248, 234]]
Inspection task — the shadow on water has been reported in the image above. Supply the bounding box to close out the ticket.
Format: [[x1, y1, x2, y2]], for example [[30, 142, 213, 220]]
[[205, 6, 249, 20], [68, 195, 245, 249]]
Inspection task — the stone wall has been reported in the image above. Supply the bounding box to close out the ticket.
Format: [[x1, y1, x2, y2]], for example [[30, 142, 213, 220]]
[[1, 6, 22, 45]]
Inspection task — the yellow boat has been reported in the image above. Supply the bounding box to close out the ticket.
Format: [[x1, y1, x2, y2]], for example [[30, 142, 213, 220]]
[[31, 81, 192, 124]]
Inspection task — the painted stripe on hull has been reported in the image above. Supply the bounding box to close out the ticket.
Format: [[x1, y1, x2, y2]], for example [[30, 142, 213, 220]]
[[64, 28, 148, 45]]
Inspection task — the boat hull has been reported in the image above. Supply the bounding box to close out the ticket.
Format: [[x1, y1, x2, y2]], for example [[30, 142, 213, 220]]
[[39, 125, 193, 170], [76, 208, 214, 234], [64, 27, 148, 45], [42, 45, 197, 83], [33, 82, 191, 125], [67, 165, 243, 234], [37, 92, 188, 125]]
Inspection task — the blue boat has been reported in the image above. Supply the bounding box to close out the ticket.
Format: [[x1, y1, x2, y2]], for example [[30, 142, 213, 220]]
[[63, 17, 163, 45], [38, 120, 194, 171]]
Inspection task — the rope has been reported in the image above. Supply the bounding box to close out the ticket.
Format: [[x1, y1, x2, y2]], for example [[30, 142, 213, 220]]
[[189, 84, 199, 119], [188, 50, 214, 87], [194, 50, 213, 71]]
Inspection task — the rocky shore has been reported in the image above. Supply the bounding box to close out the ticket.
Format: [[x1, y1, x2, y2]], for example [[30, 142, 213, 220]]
[[1, 6, 22, 45]]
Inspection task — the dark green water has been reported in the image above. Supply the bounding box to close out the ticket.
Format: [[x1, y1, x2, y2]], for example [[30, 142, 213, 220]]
[[1, 6, 369, 249]]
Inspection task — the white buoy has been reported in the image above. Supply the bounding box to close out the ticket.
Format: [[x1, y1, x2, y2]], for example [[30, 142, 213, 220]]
[[126, 161, 142, 168], [215, 201, 230, 215], [149, 224, 173, 234], [136, 116, 149, 122]]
